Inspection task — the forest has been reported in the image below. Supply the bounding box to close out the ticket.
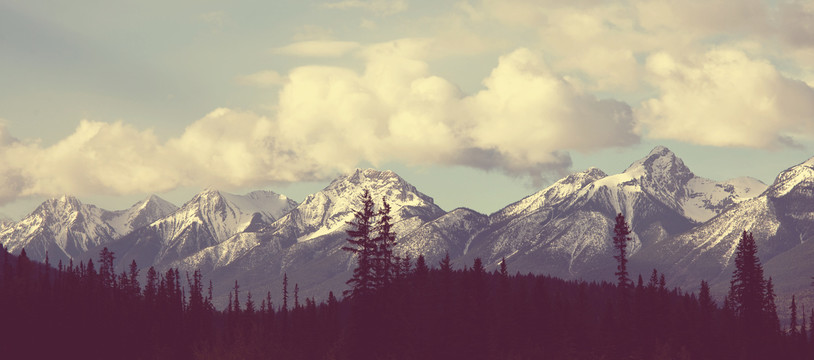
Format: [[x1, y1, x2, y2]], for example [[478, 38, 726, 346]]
[[0, 192, 810, 359]]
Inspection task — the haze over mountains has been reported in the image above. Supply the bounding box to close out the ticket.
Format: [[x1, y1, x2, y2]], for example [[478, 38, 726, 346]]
[[2, 146, 813, 311]]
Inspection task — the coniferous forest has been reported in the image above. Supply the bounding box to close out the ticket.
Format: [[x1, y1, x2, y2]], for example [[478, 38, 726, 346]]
[[0, 196, 812, 359]]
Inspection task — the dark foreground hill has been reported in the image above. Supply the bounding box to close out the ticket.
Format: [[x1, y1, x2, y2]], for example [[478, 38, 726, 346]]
[[1, 245, 810, 360]]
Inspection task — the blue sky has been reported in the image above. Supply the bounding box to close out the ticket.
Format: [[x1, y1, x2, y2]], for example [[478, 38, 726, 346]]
[[1, 0, 814, 219]]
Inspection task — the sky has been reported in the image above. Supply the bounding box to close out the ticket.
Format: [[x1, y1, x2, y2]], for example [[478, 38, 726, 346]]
[[1, 0, 814, 220]]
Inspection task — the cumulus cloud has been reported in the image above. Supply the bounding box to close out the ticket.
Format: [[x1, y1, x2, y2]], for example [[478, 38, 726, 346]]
[[272, 47, 637, 182], [272, 40, 362, 57], [0, 47, 639, 203], [638, 49, 814, 147], [321, 0, 407, 16]]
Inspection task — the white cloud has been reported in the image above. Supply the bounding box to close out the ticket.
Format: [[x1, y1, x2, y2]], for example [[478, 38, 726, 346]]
[[321, 0, 408, 16], [638, 49, 814, 148], [0, 47, 640, 203], [236, 70, 286, 88], [272, 40, 362, 57], [273, 47, 637, 181]]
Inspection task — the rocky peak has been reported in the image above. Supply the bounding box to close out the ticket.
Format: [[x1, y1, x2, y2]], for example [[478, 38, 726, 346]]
[[768, 156, 814, 199], [624, 146, 694, 182]]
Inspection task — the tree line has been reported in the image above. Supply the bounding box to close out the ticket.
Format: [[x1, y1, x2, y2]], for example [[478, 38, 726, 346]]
[[0, 198, 811, 359]]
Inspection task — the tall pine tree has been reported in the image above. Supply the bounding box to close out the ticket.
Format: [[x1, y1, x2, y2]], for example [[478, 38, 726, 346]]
[[342, 189, 377, 298], [613, 213, 632, 289], [373, 196, 397, 287]]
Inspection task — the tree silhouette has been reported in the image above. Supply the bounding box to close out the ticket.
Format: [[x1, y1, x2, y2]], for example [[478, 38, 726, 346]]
[[342, 189, 377, 298], [728, 232, 766, 324], [374, 196, 397, 287], [612, 213, 632, 289]]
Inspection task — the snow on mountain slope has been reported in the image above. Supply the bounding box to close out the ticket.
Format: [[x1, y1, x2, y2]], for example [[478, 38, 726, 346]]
[[0, 195, 176, 263], [183, 169, 447, 307], [104, 195, 179, 236], [398, 207, 488, 264], [642, 156, 814, 297], [265, 169, 445, 244], [115, 189, 297, 267], [681, 177, 767, 223], [461, 146, 762, 279], [491, 167, 608, 223]]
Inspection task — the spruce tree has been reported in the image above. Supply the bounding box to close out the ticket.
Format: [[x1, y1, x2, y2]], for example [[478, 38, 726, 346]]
[[612, 213, 632, 289], [802, 305, 808, 344], [791, 295, 799, 336], [282, 272, 289, 312], [764, 277, 779, 333], [439, 252, 452, 273], [727, 231, 765, 323], [415, 255, 429, 278], [98, 247, 116, 289], [699, 280, 715, 313], [374, 196, 397, 287], [342, 189, 377, 298]]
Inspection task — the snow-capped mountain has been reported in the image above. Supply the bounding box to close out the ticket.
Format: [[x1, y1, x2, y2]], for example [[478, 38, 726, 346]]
[[644, 156, 814, 296], [0, 195, 177, 263], [104, 195, 179, 236], [460, 146, 766, 280], [3, 146, 806, 311], [179, 169, 447, 306], [111, 189, 297, 268]]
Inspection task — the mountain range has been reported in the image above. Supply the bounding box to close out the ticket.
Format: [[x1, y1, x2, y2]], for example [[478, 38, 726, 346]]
[[1, 146, 812, 314]]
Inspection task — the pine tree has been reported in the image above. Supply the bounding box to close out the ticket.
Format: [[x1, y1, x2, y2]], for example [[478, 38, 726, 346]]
[[342, 189, 377, 298], [764, 277, 779, 333], [282, 273, 289, 312], [98, 247, 116, 289], [415, 255, 429, 278], [233, 280, 241, 315], [245, 292, 255, 315], [294, 283, 300, 310], [374, 196, 397, 287], [802, 305, 808, 344], [439, 252, 452, 273], [791, 295, 799, 336], [145, 267, 158, 305], [399, 254, 411, 278], [472, 258, 484, 276], [699, 280, 715, 313], [647, 269, 659, 291], [612, 213, 632, 289], [728, 232, 765, 324], [128, 260, 140, 298]]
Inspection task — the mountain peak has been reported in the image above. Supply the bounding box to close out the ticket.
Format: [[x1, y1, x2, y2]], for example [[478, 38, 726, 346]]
[[624, 146, 693, 181], [768, 157, 814, 198], [342, 168, 400, 185]]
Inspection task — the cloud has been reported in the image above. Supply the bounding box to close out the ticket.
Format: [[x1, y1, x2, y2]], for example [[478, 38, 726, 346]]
[[272, 40, 362, 57], [0, 47, 639, 204], [273, 47, 638, 181], [637, 49, 814, 148], [236, 70, 286, 88], [321, 0, 408, 16]]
